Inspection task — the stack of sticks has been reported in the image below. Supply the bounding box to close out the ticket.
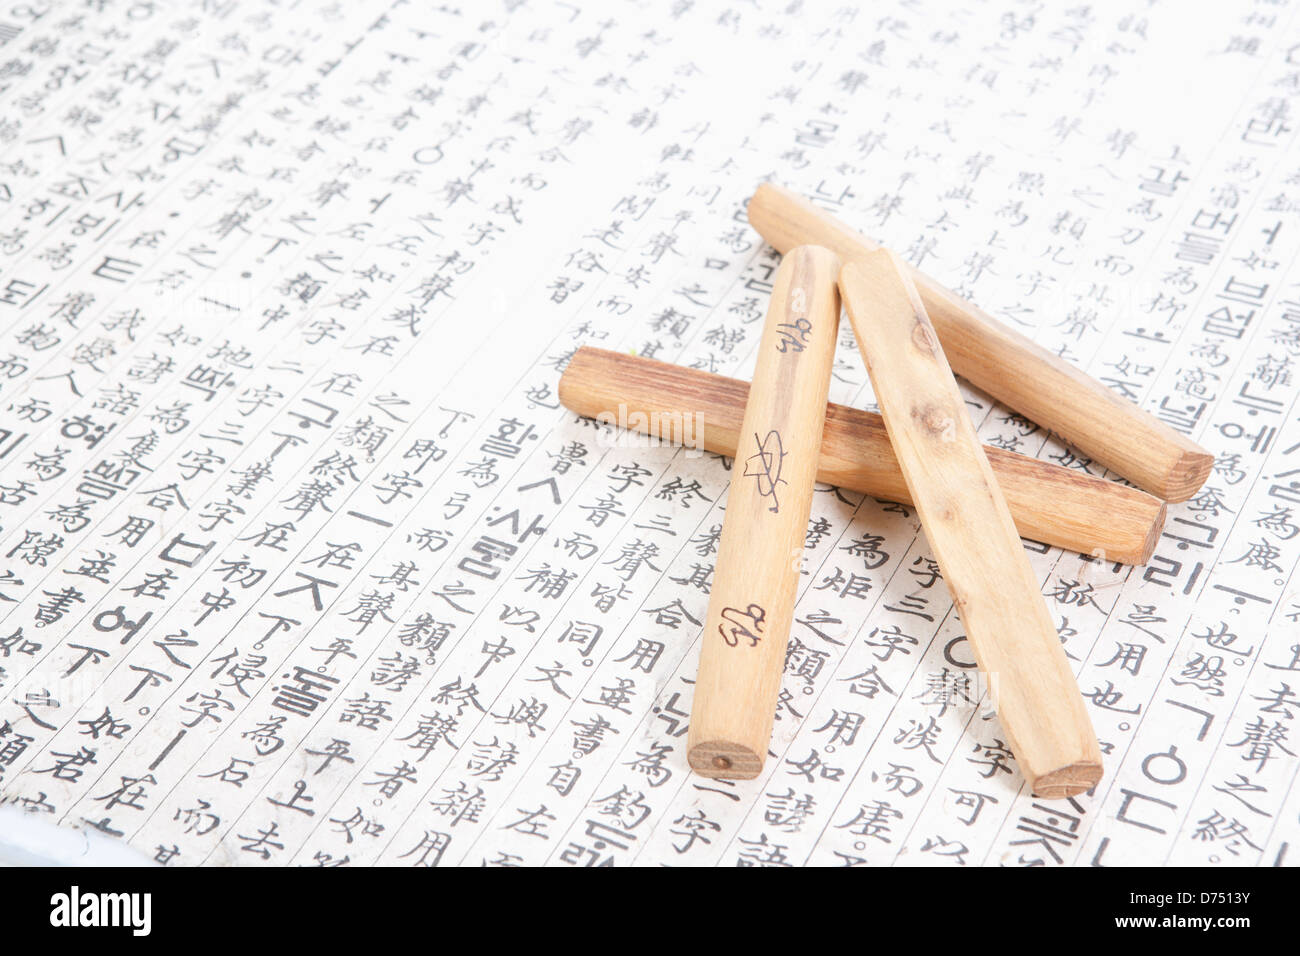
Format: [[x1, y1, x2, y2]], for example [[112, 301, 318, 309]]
[[557, 183, 1213, 800]]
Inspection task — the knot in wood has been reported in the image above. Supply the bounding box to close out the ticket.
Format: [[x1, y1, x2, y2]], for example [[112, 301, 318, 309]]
[[912, 402, 956, 442], [910, 318, 939, 355]]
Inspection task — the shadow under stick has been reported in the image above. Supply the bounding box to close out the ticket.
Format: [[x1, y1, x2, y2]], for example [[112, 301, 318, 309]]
[[687, 245, 841, 780], [840, 250, 1103, 799], [748, 181, 1213, 502]]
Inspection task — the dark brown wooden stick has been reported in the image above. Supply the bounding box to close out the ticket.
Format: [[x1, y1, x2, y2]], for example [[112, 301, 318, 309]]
[[558, 346, 1166, 565]]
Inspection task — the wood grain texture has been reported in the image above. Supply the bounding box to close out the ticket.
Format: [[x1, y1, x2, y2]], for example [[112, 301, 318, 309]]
[[841, 250, 1103, 799], [558, 347, 1166, 565], [748, 181, 1213, 502], [686, 245, 841, 779]]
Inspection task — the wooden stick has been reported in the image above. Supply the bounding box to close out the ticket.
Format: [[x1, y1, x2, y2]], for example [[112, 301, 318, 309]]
[[747, 182, 1213, 503], [686, 245, 841, 780], [840, 250, 1102, 798], [558, 347, 1166, 565]]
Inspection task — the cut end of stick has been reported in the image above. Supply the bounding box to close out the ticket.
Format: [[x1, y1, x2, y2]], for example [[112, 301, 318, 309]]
[[687, 740, 765, 780], [1030, 760, 1104, 800], [746, 182, 794, 251], [840, 248, 903, 284], [1140, 501, 1168, 565], [1162, 448, 1216, 503], [556, 348, 594, 416]]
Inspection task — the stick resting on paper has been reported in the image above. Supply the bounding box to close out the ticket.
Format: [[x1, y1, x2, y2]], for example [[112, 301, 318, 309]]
[[687, 245, 841, 780], [747, 181, 1213, 503], [840, 249, 1103, 799], [558, 347, 1167, 565]]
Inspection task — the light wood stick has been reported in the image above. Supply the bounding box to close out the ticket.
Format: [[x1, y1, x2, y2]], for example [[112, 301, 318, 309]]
[[558, 347, 1166, 565], [748, 182, 1213, 502], [840, 250, 1103, 798], [686, 245, 841, 780]]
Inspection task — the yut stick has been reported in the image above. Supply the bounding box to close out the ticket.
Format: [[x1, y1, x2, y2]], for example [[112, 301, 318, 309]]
[[687, 245, 840, 780], [558, 347, 1166, 566], [748, 182, 1213, 502], [840, 250, 1103, 798]]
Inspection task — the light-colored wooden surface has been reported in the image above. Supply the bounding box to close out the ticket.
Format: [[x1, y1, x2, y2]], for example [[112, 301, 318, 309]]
[[748, 181, 1213, 503], [686, 245, 841, 780], [840, 250, 1103, 799], [558, 346, 1167, 565]]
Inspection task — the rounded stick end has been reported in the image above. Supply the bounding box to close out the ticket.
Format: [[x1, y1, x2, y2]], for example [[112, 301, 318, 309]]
[[1162, 448, 1216, 503], [1138, 500, 1168, 565], [1029, 760, 1104, 800], [687, 740, 765, 780], [746, 182, 800, 254]]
